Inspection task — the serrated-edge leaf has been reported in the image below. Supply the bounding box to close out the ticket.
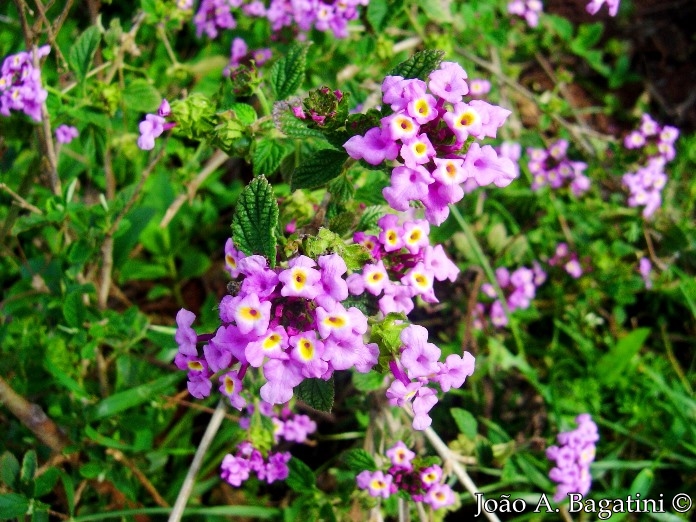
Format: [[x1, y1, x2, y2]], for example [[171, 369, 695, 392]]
[[69, 26, 102, 81], [388, 49, 445, 81], [342, 449, 377, 472], [276, 109, 326, 140], [291, 149, 347, 191], [270, 43, 310, 100], [122, 79, 162, 113], [252, 139, 290, 177], [295, 377, 334, 412], [231, 176, 279, 267], [229, 103, 257, 125], [286, 457, 316, 492]]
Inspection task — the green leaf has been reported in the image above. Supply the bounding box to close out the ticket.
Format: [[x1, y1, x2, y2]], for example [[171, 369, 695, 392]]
[[88, 373, 182, 421], [228, 103, 257, 125], [352, 370, 385, 392], [342, 449, 377, 472], [253, 139, 291, 177], [388, 49, 445, 81], [291, 149, 347, 191], [34, 468, 59, 498], [59, 471, 75, 516], [327, 176, 355, 204], [231, 176, 279, 267], [62, 290, 85, 328], [416, 0, 452, 23], [295, 377, 334, 412], [0, 493, 31, 519], [366, 0, 388, 31], [122, 80, 162, 113], [451, 408, 478, 439], [276, 109, 326, 140], [0, 452, 20, 489], [20, 451, 37, 487], [355, 176, 389, 205], [285, 457, 316, 492], [571, 23, 604, 53], [596, 328, 651, 385], [69, 26, 101, 81], [270, 43, 310, 100]]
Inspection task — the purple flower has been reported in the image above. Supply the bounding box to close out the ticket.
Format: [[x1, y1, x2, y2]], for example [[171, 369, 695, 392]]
[[137, 114, 165, 150], [55, 125, 79, 144], [435, 352, 475, 392], [386, 441, 416, 469], [220, 454, 251, 486], [344, 127, 399, 165], [428, 61, 468, 103]]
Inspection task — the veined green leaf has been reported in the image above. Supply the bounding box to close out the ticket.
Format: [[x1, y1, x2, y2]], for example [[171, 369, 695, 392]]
[[291, 149, 347, 191], [296, 377, 334, 412], [122, 80, 161, 113], [252, 139, 291, 177], [231, 176, 279, 267], [270, 43, 310, 100], [342, 449, 377, 472], [286, 457, 316, 491], [388, 49, 445, 81], [69, 26, 101, 81]]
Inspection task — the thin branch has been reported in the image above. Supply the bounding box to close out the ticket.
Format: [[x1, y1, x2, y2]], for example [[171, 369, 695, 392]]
[[106, 449, 170, 508], [32, 0, 69, 70], [159, 150, 229, 229], [0, 375, 70, 453], [0, 183, 43, 214], [168, 400, 227, 522], [422, 425, 501, 522]]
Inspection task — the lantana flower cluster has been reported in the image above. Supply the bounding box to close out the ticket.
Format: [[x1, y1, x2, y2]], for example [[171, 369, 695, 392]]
[[221, 441, 291, 486], [475, 264, 546, 329], [175, 238, 380, 408], [194, 0, 368, 40], [344, 61, 517, 225], [238, 401, 317, 444], [348, 213, 459, 316], [0, 45, 49, 122], [221, 401, 316, 487], [507, 0, 543, 28], [622, 114, 679, 218], [548, 243, 583, 279], [527, 139, 591, 196], [546, 414, 599, 502], [357, 441, 456, 510]]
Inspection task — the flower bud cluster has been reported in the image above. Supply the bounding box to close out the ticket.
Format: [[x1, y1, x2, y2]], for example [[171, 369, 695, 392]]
[[475, 264, 546, 329], [348, 213, 459, 316], [344, 61, 516, 225], [527, 139, 590, 196], [175, 238, 379, 408], [0, 46, 50, 122], [622, 114, 679, 218], [221, 441, 291, 486], [137, 99, 176, 150], [507, 0, 543, 28], [548, 243, 583, 279], [356, 441, 455, 509], [194, 0, 368, 40], [546, 414, 599, 502]]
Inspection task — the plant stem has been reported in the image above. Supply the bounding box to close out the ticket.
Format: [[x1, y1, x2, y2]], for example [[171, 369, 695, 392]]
[[168, 400, 227, 522], [450, 205, 525, 357], [422, 425, 501, 522]]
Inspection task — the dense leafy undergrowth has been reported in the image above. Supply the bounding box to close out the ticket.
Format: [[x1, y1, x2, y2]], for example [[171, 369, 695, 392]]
[[1, 0, 695, 520]]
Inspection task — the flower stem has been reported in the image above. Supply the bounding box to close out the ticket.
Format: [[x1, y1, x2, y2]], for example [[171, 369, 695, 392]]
[[168, 400, 227, 522], [450, 205, 525, 357]]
